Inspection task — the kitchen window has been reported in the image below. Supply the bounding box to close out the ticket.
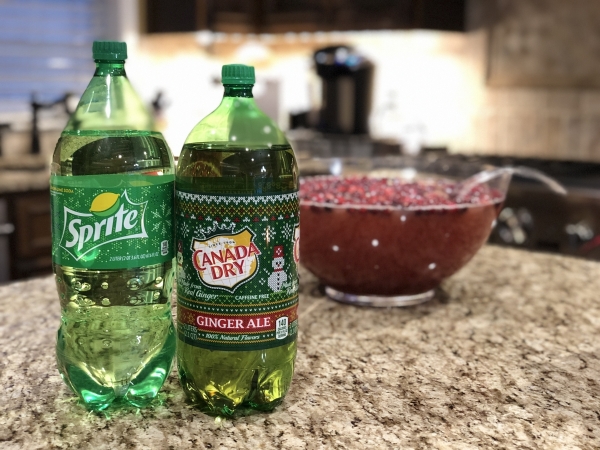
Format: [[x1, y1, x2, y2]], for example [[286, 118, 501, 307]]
[[0, 0, 105, 118]]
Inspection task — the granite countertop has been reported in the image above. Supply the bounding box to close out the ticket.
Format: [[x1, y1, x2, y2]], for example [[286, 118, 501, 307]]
[[1, 246, 599, 449]]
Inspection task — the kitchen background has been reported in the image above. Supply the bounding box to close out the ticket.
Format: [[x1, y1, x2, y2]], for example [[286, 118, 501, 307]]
[[2, 0, 600, 282]]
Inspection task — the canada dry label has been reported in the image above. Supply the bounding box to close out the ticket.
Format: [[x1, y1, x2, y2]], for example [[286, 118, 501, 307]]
[[50, 174, 174, 270], [175, 189, 300, 351]]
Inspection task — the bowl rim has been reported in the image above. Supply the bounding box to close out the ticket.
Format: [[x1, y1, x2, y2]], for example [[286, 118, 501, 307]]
[[299, 173, 505, 212]]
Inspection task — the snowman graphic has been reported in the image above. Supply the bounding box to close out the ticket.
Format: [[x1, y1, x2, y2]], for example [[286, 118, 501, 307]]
[[268, 245, 287, 292]]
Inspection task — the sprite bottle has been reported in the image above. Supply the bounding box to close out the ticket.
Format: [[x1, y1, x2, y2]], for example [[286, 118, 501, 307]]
[[50, 41, 176, 411], [175, 64, 299, 416]]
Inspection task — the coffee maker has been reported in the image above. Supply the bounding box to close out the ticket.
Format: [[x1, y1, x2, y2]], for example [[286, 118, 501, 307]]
[[314, 45, 374, 135]]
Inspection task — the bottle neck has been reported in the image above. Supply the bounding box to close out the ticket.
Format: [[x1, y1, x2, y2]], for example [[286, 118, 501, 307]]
[[94, 61, 126, 77], [223, 84, 254, 98]]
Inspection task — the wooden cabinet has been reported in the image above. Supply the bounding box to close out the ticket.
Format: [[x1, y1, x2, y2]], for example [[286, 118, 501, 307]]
[[143, 0, 466, 34], [1, 190, 52, 280]]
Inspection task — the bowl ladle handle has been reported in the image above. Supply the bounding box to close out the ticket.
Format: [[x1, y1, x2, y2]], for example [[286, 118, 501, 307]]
[[455, 166, 567, 203]]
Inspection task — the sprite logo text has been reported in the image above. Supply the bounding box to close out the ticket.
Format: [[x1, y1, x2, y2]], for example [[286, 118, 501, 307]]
[[51, 174, 174, 270], [61, 190, 147, 258]]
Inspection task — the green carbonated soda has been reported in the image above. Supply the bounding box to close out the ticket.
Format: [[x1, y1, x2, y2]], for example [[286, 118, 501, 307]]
[[175, 64, 299, 416], [50, 41, 176, 410]]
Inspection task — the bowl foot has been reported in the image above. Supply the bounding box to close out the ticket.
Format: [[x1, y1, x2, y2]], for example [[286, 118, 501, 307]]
[[324, 286, 434, 307]]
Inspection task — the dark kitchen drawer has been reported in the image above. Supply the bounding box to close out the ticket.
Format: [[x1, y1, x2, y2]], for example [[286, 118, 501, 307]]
[[3, 189, 52, 280], [13, 191, 51, 258]]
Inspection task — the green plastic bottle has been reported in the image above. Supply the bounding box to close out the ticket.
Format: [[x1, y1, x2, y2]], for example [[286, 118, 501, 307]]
[[50, 41, 176, 411], [175, 64, 299, 416]]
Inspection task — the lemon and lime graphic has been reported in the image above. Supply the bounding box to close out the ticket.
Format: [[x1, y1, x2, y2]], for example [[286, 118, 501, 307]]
[[89, 192, 121, 217]]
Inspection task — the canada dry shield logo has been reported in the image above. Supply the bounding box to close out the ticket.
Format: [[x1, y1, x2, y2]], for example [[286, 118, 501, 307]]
[[191, 228, 261, 291]]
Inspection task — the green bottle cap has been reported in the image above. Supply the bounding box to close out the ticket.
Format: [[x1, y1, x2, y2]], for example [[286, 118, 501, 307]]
[[221, 64, 255, 85], [92, 41, 127, 61]]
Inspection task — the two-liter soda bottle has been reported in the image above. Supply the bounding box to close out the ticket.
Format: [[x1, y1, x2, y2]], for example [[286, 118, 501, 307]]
[[175, 64, 300, 416], [50, 41, 176, 410]]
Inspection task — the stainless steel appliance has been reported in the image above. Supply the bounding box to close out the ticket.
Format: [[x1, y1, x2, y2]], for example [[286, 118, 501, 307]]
[[468, 155, 600, 260]]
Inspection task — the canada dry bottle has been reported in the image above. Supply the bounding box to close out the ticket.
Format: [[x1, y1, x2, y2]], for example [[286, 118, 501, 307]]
[[176, 64, 299, 416], [50, 41, 176, 410]]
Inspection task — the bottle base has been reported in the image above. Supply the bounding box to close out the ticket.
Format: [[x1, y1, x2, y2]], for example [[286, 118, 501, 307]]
[[180, 376, 285, 418], [56, 325, 176, 411], [184, 393, 284, 418], [58, 361, 173, 411], [178, 361, 294, 418]]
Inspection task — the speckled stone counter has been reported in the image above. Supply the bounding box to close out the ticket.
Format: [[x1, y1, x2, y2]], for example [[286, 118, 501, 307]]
[[1, 246, 600, 449]]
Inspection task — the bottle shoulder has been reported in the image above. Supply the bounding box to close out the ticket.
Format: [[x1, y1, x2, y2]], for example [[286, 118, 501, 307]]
[[65, 74, 154, 132], [185, 97, 289, 147]]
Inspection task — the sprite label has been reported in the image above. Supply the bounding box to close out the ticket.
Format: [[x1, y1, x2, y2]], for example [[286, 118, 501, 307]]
[[175, 190, 300, 351], [50, 174, 174, 269]]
